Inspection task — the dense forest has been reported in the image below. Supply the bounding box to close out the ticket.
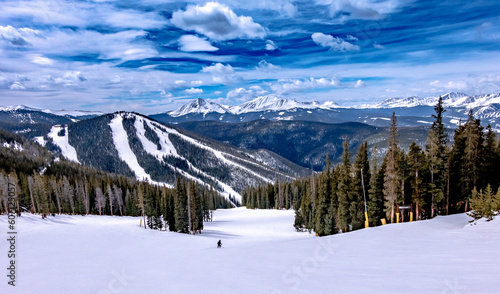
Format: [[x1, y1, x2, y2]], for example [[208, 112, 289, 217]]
[[242, 98, 500, 235], [0, 128, 233, 233]]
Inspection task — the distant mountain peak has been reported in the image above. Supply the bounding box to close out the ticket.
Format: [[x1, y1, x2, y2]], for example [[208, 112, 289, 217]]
[[169, 98, 230, 117], [229, 95, 325, 114]]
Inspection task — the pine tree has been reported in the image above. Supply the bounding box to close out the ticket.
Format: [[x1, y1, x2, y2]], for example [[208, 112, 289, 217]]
[[425, 96, 448, 217], [351, 142, 370, 230], [174, 178, 189, 233], [314, 154, 331, 236], [383, 112, 399, 223], [408, 142, 425, 220], [483, 125, 500, 192], [367, 147, 384, 226], [462, 110, 483, 210], [337, 137, 351, 232]]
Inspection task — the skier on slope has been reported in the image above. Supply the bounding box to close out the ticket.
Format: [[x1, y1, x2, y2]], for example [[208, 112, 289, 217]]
[[217, 240, 222, 248]]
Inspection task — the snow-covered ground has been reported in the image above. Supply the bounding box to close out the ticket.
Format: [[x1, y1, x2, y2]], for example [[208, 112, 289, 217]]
[[1, 208, 499, 293]]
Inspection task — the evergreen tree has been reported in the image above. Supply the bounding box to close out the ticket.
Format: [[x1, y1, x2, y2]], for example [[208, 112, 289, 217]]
[[367, 147, 384, 226], [383, 112, 399, 223], [351, 142, 370, 230], [314, 154, 331, 236], [337, 137, 351, 232], [408, 142, 425, 220], [174, 178, 189, 233], [462, 110, 483, 210]]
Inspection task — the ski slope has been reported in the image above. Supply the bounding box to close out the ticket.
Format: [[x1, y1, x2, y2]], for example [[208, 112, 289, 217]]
[[1, 209, 499, 293], [47, 125, 80, 163]]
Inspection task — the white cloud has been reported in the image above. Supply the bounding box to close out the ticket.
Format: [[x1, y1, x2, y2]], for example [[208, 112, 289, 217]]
[[29, 54, 54, 65], [10, 82, 26, 90], [0, 25, 42, 46], [346, 35, 358, 41], [64, 71, 87, 82], [227, 86, 268, 100], [171, 2, 266, 41], [191, 80, 203, 86], [373, 43, 385, 49], [178, 35, 219, 52], [0, 1, 167, 29], [185, 87, 203, 94], [15, 29, 158, 61], [174, 80, 187, 86], [256, 60, 280, 72], [160, 89, 173, 97], [430, 80, 468, 90], [354, 79, 366, 88], [202, 63, 242, 84], [311, 32, 360, 51], [265, 40, 278, 51], [270, 77, 340, 94]]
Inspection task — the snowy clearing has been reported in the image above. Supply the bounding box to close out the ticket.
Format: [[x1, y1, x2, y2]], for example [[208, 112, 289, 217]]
[[47, 125, 80, 163], [1, 209, 499, 293]]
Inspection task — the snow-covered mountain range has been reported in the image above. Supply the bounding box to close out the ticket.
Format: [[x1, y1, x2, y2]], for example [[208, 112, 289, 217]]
[[0, 105, 104, 117], [167, 92, 500, 116], [151, 92, 500, 132], [167, 95, 341, 117], [362, 92, 500, 109]]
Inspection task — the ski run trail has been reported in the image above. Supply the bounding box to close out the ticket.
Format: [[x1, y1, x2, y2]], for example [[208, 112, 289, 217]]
[[1, 208, 499, 293]]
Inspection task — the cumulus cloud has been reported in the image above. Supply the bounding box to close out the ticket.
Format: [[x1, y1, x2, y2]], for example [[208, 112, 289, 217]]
[[10, 82, 26, 90], [373, 43, 385, 49], [265, 39, 278, 51], [185, 87, 203, 94], [191, 80, 203, 86], [171, 2, 266, 41], [354, 79, 366, 88], [227, 86, 269, 101], [312, 32, 360, 51], [202, 63, 242, 84], [256, 60, 280, 72], [270, 77, 340, 94], [0, 25, 42, 46], [178, 35, 219, 52]]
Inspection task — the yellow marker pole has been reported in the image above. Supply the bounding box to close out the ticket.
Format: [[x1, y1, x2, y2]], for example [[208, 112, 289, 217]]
[[140, 219, 142, 228], [396, 212, 400, 223], [364, 211, 369, 228], [410, 212, 413, 222], [381, 218, 387, 225]]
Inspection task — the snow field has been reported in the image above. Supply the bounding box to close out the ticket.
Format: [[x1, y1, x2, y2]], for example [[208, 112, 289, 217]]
[[1, 208, 499, 293]]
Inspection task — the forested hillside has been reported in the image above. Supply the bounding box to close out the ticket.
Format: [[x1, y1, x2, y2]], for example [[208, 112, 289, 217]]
[[0, 127, 232, 233], [242, 98, 500, 235]]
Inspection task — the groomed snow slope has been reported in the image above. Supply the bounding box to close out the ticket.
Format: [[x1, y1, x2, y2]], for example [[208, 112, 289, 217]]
[[47, 125, 80, 163], [1, 209, 498, 293]]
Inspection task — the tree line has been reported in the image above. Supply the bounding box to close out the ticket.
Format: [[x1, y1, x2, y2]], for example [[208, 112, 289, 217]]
[[242, 98, 500, 235], [0, 127, 233, 233]]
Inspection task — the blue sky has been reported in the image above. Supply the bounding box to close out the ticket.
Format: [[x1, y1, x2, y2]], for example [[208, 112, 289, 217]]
[[1, 0, 499, 113]]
